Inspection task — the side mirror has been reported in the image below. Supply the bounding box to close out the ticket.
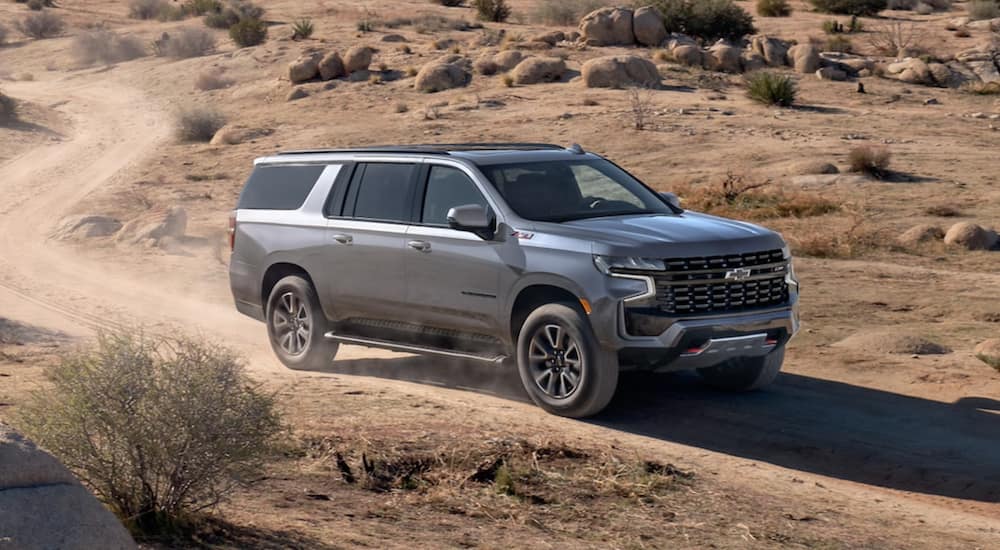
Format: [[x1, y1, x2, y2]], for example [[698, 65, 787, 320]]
[[660, 192, 682, 210], [447, 204, 494, 239]]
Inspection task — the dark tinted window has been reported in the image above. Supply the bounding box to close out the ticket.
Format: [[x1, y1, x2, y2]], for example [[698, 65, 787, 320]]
[[351, 163, 416, 222], [421, 166, 489, 225], [238, 164, 325, 210]]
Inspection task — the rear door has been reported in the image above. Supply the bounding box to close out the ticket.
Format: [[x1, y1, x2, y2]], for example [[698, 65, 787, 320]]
[[323, 162, 418, 321]]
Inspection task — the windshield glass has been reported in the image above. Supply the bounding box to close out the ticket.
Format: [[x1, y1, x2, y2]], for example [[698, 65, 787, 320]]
[[479, 158, 674, 222]]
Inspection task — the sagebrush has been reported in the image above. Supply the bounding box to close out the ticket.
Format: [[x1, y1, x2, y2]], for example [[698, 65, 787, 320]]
[[848, 145, 891, 178], [473, 0, 512, 22], [195, 70, 234, 90], [16, 330, 283, 534], [229, 17, 267, 47], [73, 31, 147, 66], [642, 0, 756, 43], [16, 11, 64, 39], [672, 174, 839, 221], [128, 0, 170, 20], [175, 105, 227, 141], [745, 71, 796, 106], [153, 27, 216, 58], [204, 0, 266, 28]]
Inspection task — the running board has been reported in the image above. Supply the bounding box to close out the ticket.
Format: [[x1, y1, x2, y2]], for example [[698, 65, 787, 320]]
[[324, 333, 507, 364]]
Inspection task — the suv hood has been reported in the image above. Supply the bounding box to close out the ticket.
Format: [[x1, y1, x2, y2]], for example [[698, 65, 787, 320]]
[[540, 212, 786, 257]]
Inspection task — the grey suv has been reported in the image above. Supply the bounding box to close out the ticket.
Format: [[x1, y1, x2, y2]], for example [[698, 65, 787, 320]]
[[229, 143, 799, 417]]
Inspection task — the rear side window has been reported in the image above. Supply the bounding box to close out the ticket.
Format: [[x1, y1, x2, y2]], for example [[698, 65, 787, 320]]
[[238, 164, 325, 210], [349, 163, 416, 222]]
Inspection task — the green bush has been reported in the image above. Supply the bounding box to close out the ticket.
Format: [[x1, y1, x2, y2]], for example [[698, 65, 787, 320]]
[[0, 89, 17, 125], [291, 18, 314, 39], [473, 0, 512, 22], [16, 330, 282, 534], [532, 0, 605, 25], [757, 0, 791, 16], [643, 0, 756, 43], [229, 17, 267, 47], [15, 11, 64, 39], [808, 0, 886, 15], [745, 71, 796, 107]]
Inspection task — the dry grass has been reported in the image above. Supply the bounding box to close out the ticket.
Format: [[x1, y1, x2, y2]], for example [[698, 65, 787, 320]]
[[786, 203, 882, 258], [672, 172, 840, 221]]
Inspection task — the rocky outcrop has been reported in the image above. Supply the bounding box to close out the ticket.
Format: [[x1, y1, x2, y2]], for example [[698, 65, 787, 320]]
[[579, 7, 635, 46], [318, 51, 345, 80], [706, 41, 741, 73], [288, 53, 321, 83], [750, 35, 790, 67], [581, 55, 660, 88], [787, 43, 820, 74]]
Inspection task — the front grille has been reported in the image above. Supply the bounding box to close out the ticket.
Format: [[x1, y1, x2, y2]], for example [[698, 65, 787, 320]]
[[651, 249, 790, 315]]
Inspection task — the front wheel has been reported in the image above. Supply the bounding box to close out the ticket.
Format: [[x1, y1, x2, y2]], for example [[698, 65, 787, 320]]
[[516, 302, 618, 418], [266, 275, 339, 371], [697, 346, 785, 391]]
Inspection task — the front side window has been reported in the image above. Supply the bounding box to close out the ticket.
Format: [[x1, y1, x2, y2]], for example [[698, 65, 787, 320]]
[[421, 166, 490, 226], [479, 158, 673, 222], [351, 163, 416, 222]]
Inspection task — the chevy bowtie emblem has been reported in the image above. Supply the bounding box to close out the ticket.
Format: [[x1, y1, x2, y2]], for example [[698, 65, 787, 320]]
[[725, 268, 752, 281]]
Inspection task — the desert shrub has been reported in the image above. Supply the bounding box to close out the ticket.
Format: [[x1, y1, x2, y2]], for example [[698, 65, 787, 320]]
[[291, 18, 314, 39], [808, 0, 886, 15], [435, 0, 466, 6], [672, 174, 839, 221], [16, 10, 64, 39], [175, 105, 226, 141], [643, 0, 756, 43], [183, 0, 222, 15], [473, 0, 512, 22], [533, 0, 605, 25], [16, 330, 282, 533], [822, 19, 845, 33], [745, 71, 796, 106], [154, 27, 217, 58], [204, 0, 265, 28], [194, 70, 234, 90], [27, 0, 53, 10], [967, 0, 1000, 20], [886, 0, 915, 8], [757, 0, 791, 16], [73, 30, 147, 66], [128, 0, 170, 20], [848, 145, 891, 178], [627, 86, 654, 130], [229, 17, 267, 47], [826, 34, 854, 52], [0, 90, 16, 125], [157, 5, 187, 21], [867, 22, 922, 56]]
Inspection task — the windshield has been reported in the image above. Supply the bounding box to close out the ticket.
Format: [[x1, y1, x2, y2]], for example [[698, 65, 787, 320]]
[[479, 158, 675, 222]]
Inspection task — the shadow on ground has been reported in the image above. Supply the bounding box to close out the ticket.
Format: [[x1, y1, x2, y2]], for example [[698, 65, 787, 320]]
[[327, 355, 1000, 503]]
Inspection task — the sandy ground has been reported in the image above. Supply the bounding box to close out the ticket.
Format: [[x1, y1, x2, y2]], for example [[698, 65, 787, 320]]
[[1, 0, 999, 547]]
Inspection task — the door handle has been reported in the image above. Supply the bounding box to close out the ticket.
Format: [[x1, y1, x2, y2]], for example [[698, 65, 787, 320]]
[[332, 234, 353, 245], [407, 240, 431, 252]]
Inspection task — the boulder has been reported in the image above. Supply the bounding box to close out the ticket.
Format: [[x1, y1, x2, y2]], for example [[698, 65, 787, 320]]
[[975, 339, 1000, 370], [286, 87, 309, 101], [414, 58, 471, 92], [966, 17, 1000, 31], [581, 55, 660, 88], [344, 46, 374, 73], [531, 30, 565, 46], [288, 53, 321, 83], [750, 35, 790, 67], [0, 425, 136, 550], [493, 50, 526, 72], [633, 6, 667, 47], [955, 46, 1000, 83], [897, 224, 944, 247], [707, 41, 741, 73], [579, 7, 635, 46], [474, 55, 499, 75], [741, 51, 766, 72], [511, 57, 566, 84], [53, 215, 122, 240], [816, 66, 848, 81], [889, 58, 932, 85], [927, 62, 956, 87], [944, 222, 999, 250], [830, 55, 874, 74], [318, 51, 345, 80], [787, 43, 820, 74], [665, 33, 696, 51], [117, 206, 187, 245], [672, 45, 704, 68], [380, 34, 406, 42]]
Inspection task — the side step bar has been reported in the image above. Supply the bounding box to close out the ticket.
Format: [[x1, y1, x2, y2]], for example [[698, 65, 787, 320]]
[[324, 333, 507, 364]]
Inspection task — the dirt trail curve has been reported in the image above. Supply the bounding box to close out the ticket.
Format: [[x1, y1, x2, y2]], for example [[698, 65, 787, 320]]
[[1, 76, 999, 544]]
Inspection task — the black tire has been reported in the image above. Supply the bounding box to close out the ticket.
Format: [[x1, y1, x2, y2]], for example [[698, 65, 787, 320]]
[[516, 302, 618, 418], [265, 275, 339, 371], [697, 346, 785, 391]]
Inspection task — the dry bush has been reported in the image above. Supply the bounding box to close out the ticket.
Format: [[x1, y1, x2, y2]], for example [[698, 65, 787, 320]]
[[757, 0, 792, 16], [808, 0, 886, 15], [15, 329, 282, 534], [848, 145, 891, 178], [128, 0, 170, 19], [673, 174, 839, 221], [473, 0, 512, 22], [195, 70, 234, 90], [183, 0, 222, 15], [204, 0, 265, 28], [175, 105, 227, 142], [72, 30, 147, 66], [533, 0, 605, 25], [826, 34, 854, 53], [229, 17, 267, 47], [154, 27, 217, 58], [968, 0, 1000, 20], [16, 10, 65, 39], [787, 203, 881, 258], [0, 90, 17, 125], [867, 22, 923, 56], [627, 86, 654, 130]]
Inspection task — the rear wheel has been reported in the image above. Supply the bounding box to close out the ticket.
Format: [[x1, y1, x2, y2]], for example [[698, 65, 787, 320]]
[[266, 275, 339, 371], [697, 346, 785, 391], [516, 302, 618, 418]]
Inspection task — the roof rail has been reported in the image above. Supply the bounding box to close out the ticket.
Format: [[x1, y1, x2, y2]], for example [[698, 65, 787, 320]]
[[277, 143, 568, 155], [277, 146, 452, 156]]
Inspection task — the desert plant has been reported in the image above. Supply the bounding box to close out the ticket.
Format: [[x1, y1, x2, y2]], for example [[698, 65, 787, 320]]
[[436, 0, 466, 6], [967, 0, 1000, 20], [72, 30, 147, 66], [627, 86, 654, 130], [16, 330, 282, 533], [175, 105, 226, 141], [822, 19, 845, 33], [745, 71, 796, 106], [848, 145, 891, 178], [757, 0, 791, 16], [848, 14, 863, 32], [153, 27, 217, 58], [16, 10, 64, 39], [291, 18, 314, 39], [195, 70, 234, 90], [183, 0, 222, 15], [643, 0, 756, 43], [128, 0, 170, 20], [867, 21, 922, 56], [672, 174, 839, 220], [501, 73, 515, 87], [204, 0, 264, 28], [473, 0, 512, 22], [229, 17, 267, 47], [532, 0, 605, 25], [826, 34, 854, 52], [808, 0, 887, 15], [0, 89, 17, 125]]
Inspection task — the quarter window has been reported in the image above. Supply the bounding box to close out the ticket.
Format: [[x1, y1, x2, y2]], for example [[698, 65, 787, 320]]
[[350, 163, 416, 222], [421, 166, 489, 226], [238, 164, 325, 210]]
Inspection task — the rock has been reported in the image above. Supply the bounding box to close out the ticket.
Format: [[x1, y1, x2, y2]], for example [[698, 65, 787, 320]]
[[581, 55, 660, 88], [579, 7, 635, 46], [833, 56, 874, 74], [672, 45, 704, 68], [750, 35, 789, 67], [117, 206, 187, 245], [318, 51, 345, 80], [955, 46, 1000, 83], [511, 56, 566, 84], [288, 53, 320, 83], [633, 6, 667, 47], [787, 44, 820, 74], [493, 50, 526, 72], [890, 58, 933, 85], [665, 33, 696, 51], [741, 51, 766, 72], [966, 17, 1000, 31], [474, 55, 499, 75], [344, 46, 375, 73], [816, 66, 848, 81], [927, 62, 956, 87], [0, 425, 136, 550], [794, 161, 839, 175], [924, 98, 940, 105], [897, 224, 944, 247], [414, 58, 471, 92], [833, 331, 952, 355], [380, 34, 406, 43], [707, 41, 741, 73], [286, 87, 309, 101], [975, 339, 1000, 370], [944, 222, 999, 250], [53, 215, 122, 240], [565, 31, 581, 42], [531, 30, 565, 46], [210, 124, 273, 145]]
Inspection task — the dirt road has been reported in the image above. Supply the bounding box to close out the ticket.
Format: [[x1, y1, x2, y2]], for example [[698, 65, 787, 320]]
[[1, 74, 997, 543]]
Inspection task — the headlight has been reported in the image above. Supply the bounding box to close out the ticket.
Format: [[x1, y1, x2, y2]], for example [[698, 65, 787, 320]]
[[593, 255, 665, 275], [781, 244, 791, 260]]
